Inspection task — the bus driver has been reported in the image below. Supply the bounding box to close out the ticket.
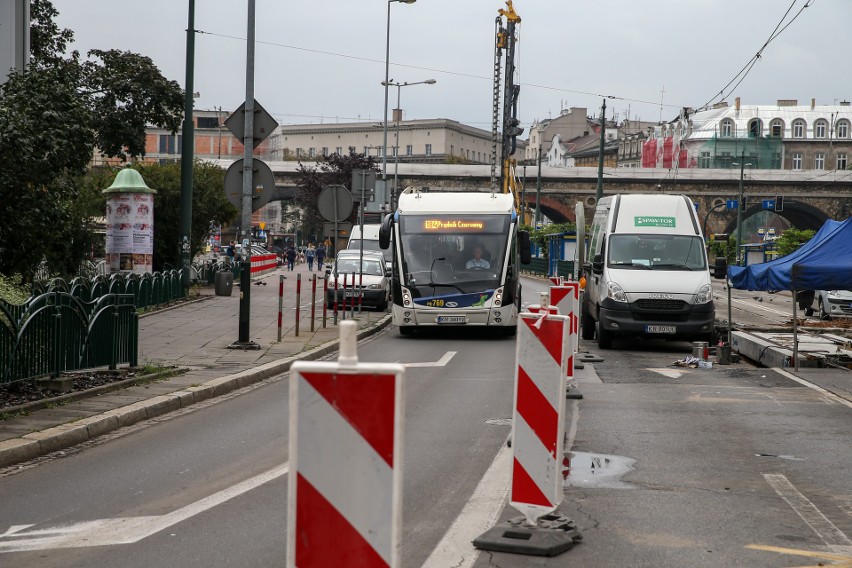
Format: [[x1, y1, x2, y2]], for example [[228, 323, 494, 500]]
[[465, 245, 491, 270]]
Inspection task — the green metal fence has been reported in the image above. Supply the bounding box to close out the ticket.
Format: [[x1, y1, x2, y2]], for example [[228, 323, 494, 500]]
[[0, 269, 186, 386], [0, 292, 138, 385]]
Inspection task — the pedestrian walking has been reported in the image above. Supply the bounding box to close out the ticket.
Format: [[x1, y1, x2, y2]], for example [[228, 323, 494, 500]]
[[306, 243, 316, 271], [316, 244, 326, 270], [286, 245, 297, 271]]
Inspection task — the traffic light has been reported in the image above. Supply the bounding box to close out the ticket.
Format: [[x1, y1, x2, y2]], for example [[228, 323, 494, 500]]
[[775, 195, 784, 211]]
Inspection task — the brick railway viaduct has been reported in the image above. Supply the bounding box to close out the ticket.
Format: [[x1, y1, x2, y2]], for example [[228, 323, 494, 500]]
[[252, 161, 852, 235]]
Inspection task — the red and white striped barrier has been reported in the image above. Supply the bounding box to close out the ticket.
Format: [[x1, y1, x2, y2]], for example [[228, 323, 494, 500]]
[[548, 275, 564, 287], [250, 253, 278, 275], [550, 283, 580, 373], [288, 321, 406, 568], [510, 311, 570, 525]]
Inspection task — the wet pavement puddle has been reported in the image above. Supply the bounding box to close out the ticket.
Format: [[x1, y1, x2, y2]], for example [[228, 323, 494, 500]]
[[562, 451, 636, 489]]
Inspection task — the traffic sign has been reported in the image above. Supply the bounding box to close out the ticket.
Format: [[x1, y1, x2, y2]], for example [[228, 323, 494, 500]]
[[761, 199, 775, 210], [224, 159, 275, 213], [318, 185, 354, 222], [726, 200, 737, 210], [225, 99, 278, 144], [351, 169, 377, 202]]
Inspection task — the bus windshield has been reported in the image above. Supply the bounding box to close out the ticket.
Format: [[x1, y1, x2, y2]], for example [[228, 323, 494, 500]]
[[398, 214, 511, 297]]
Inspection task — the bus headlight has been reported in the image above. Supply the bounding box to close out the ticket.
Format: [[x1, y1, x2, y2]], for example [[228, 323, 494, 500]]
[[402, 287, 412, 307], [494, 287, 503, 307], [606, 281, 627, 303], [695, 284, 712, 304]]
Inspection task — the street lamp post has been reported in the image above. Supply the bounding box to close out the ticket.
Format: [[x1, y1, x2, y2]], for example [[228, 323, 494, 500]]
[[382, 0, 416, 212], [382, 79, 436, 210], [732, 150, 752, 266]]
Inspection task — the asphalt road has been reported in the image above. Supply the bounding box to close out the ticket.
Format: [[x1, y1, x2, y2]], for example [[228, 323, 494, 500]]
[[1, 276, 850, 567]]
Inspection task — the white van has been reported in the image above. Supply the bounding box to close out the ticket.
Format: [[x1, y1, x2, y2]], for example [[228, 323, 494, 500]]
[[582, 194, 715, 349], [347, 224, 391, 271]]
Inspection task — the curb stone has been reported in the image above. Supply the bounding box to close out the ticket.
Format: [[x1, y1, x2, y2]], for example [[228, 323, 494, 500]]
[[0, 314, 392, 469]]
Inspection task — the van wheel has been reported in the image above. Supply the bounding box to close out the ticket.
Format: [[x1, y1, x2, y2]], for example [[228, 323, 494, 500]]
[[581, 311, 596, 340], [597, 323, 613, 349], [819, 301, 831, 321]]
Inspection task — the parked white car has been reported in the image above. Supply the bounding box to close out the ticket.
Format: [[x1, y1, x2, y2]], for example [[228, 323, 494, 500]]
[[326, 250, 390, 311], [814, 290, 852, 320]]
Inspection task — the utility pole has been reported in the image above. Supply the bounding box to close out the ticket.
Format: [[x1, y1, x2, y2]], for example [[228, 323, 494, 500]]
[[735, 150, 746, 266], [179, 0, 195, 289], [535, 147, 542, 227], [595, 98, 606, 202]]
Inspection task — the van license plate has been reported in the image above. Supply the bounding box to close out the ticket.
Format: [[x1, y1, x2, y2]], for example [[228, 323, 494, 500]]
[[437, 316, 466, 324], [645, 325, 676, 334]]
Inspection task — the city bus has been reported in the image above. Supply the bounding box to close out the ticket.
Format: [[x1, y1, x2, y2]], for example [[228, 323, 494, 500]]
[[379, 188, 530, 336]]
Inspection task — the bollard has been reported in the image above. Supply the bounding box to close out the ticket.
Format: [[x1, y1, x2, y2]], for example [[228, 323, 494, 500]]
[[310, 274, 316, 332], [333, 271, 339, 325], [278, 274, 284, 342], [323, 275, 328, 328], [358, 270, 363, 313], [295, 273, 301, 337]]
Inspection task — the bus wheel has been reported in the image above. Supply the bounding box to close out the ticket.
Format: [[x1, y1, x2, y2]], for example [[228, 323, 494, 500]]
[[399, 326, 414, 336], [581, 311, 595, 340]]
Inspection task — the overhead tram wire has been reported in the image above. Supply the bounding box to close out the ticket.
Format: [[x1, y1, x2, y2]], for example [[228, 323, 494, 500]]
[[195, 28, 683, 111], [697, 0, 815, 111]]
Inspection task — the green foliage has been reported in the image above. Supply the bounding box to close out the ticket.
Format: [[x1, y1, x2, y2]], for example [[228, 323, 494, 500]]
[[0, 274, 29, 305], [295, 151, 380, 239], [520, 222, 577, 256], [708, 236, 736, 264], [775, 228, 816, 257], [0, 1, 184, 279], [78, 162, 236, 271]]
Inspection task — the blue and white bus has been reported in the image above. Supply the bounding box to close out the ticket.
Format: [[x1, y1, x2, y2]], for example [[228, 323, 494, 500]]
[[379, 188, 530, 336]]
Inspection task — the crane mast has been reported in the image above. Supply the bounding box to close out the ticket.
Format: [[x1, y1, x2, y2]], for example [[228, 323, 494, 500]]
[[490, 2, 523, 215]]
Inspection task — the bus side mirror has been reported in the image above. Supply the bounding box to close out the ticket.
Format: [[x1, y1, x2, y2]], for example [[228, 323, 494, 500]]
[[518, 230, 531, 264], [379, 214, 393, 250], [592, 254, 604, 274]]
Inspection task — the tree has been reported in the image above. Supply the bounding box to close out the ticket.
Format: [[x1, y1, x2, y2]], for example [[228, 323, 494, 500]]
[[81, 162, 236, 272], [0, 0, 184, 279], [775, 227, 816, 257], [294, 151, 380, 240], [520, 222, 577, 257]]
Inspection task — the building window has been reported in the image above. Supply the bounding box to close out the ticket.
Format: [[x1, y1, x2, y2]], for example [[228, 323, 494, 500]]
[[837, 153, 848, 170], [296, 148, 303, 158], [748, 119, 762, 138], [336, 146, 342, 155], [720, 119, 734, 137], [770, 119, 784, 137], [196, 116, 219, 129], [814, 119, 828, 139], [699, 151, 711, 168], [308, 148, 316, 158], [792, 153, 802, 170], [837, 120, 849, 139], [158, 134, 180, 154], [815, 153, 825, 170], [425, 144, 432, 156], [406, 145, 413, 156], [792, 120, 805, 138], [322, 147, 329, 157], [378, 147, 384, 157], [450, 145, 454, 155], [392, 146, 397, 157]]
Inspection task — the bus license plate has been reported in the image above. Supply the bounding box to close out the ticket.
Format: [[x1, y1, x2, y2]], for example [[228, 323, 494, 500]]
[[645, 325, 676, 334], [437, 316, 466, 324]]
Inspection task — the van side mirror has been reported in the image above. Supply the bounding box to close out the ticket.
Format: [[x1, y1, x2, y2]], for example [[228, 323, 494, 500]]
[[518, 230, 531, 265], [592, 254, 604, 274], [379, 214, 393, 249], [713, 256, 728, 279]]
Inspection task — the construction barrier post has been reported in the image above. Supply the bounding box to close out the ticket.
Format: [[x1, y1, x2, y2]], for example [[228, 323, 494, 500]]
[[288, 321, 406, 567], [323, 275, 328, 328], [333, 272, 339, 325], [310, 274, 317, 332], [358, 270, 363, 313], [341, 273, 348, 321], [473, 310, 581, 556], [278, 274, 284, 342], [295, 273, 301, 337]]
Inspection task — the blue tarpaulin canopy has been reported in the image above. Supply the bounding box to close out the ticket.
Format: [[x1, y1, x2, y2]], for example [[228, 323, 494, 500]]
[[728, 219, 850, 291]]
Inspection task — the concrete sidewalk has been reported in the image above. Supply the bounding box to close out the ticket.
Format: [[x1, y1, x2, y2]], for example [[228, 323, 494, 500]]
[[0, 261, 390, 468]]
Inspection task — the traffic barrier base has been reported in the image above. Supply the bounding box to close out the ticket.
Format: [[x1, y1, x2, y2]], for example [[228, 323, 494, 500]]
[[472, 513, 582, 557]]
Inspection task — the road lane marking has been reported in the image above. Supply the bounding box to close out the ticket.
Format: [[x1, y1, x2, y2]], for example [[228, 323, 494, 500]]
[[772, 368, 852, 409], [420, 441, 512, 568], [746, 544, 852, 565], [648, 368, 686, 379], [729, 297, 792, 317], [764, 473, 852, 553], [402, 351, 457, 368], [0, 463, 289, 553]]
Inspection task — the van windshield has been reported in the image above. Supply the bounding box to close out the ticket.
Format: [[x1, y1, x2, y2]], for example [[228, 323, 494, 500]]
[[348, 239, 389, 264], [607, 234, 706, 270]]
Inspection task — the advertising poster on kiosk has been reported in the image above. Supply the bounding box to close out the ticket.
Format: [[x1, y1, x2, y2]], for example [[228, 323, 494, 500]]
[[105, 193, 154, 274]]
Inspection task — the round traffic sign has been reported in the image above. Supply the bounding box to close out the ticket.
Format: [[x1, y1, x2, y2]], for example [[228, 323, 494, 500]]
[[318, 185, 354, 222]]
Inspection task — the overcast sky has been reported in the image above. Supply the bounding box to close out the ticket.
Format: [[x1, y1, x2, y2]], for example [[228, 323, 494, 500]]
[[53, 0, 850, 131]]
